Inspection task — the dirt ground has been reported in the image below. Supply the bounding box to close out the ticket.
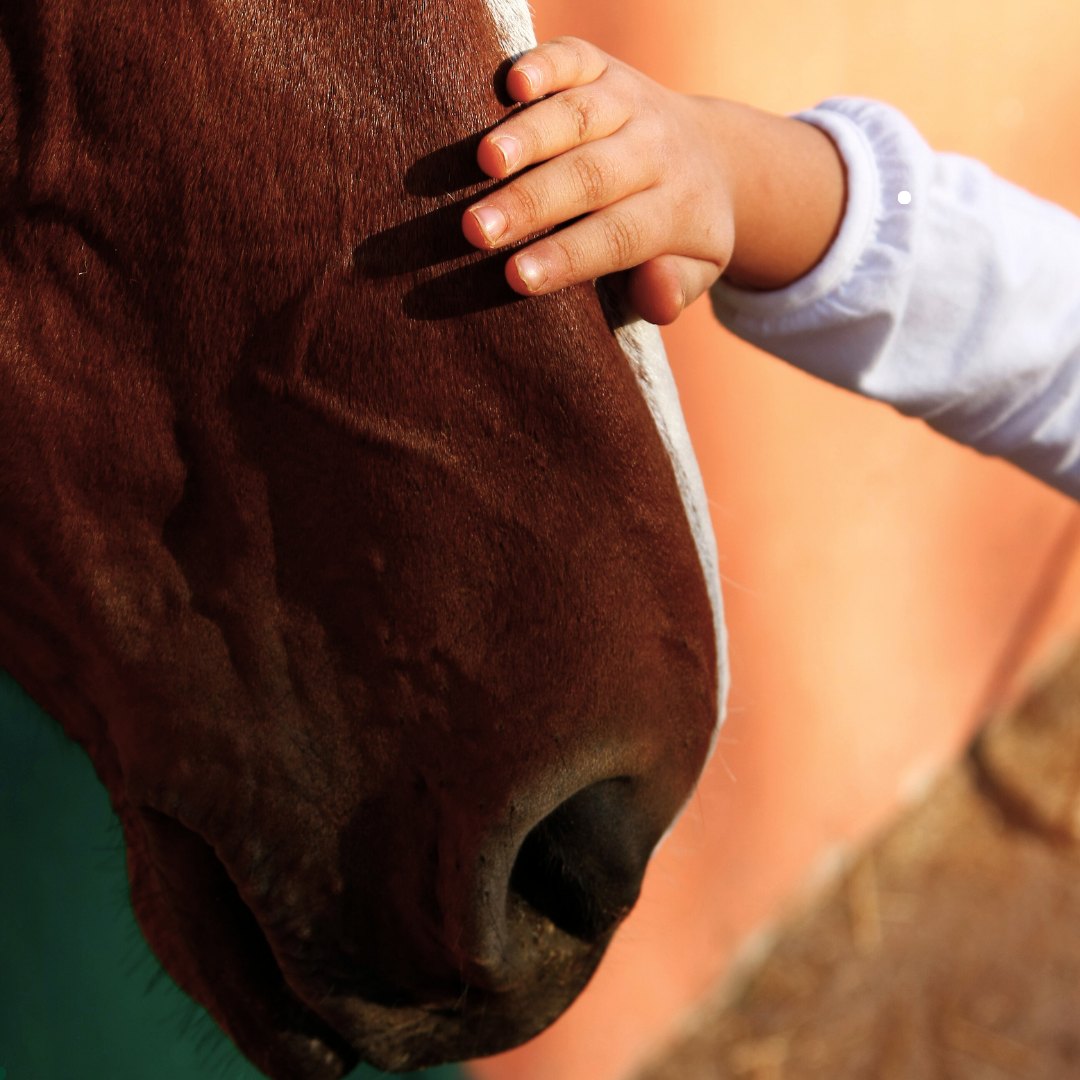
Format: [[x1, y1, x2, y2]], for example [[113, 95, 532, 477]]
[[635, 644, 1080, 1080]]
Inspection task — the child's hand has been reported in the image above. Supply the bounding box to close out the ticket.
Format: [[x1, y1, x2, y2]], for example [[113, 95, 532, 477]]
[[462, 37, 846, 325]]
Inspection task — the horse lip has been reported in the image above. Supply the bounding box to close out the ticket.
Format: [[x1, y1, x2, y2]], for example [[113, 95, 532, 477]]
[[135, 804, 591, 1076], [310, 937, 612, 1074], [261, 888, 615, 1072], [133, 807, 360, 1078]]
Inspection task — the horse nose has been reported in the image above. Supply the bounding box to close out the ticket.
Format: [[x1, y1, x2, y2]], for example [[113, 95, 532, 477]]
[[507, 776, 655, 943], [350, 776, 665, 1002]]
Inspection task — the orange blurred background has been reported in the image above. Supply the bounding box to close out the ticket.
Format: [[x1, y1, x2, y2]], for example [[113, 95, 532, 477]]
[[471, 2, 1080, 1080]]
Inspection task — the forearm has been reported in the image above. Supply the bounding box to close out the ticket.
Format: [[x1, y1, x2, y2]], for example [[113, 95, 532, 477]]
[[714, 97, 1080, 499]]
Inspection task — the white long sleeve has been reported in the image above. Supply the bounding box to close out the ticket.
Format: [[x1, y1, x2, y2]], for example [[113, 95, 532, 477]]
[[710, 97, 1080, 500]]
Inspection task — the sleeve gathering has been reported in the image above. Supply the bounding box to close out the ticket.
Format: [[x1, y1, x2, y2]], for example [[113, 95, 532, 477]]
[[710, 97, 1080, 500]]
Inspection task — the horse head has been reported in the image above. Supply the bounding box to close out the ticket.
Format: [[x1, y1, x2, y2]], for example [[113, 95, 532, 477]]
[[0, 0, 725, 1075]]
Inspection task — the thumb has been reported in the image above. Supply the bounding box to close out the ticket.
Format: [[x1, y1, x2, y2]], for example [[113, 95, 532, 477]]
[[626, 255, 722, 325]]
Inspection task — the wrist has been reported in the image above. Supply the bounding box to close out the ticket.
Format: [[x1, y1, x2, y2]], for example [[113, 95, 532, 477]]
[[711, 101, 846, 291]]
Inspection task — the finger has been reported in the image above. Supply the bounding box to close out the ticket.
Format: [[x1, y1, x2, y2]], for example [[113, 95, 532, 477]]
[[505, 37, 610, 103], [477, 79, 631, 178], [627, 255, 722, 325], [504, 190, 673, 295], [465, 132, 658, 251]]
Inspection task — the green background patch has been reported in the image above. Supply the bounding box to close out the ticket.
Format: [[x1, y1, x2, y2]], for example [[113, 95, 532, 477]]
[[0, 672, 466, 1080]]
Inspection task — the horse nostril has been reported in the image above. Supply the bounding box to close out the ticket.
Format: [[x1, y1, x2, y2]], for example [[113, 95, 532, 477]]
[[509, 777, 655, 943]]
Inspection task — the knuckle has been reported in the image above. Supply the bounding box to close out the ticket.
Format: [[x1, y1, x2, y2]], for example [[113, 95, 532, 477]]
[[550, 234, 586, 279], [551, 35, 587, 60], [600, 212, 643, 266], [570, 154, 613, 206], [508, 181, 545, 227], [550, 35, 602, 79], [560, 91, 600, 142]]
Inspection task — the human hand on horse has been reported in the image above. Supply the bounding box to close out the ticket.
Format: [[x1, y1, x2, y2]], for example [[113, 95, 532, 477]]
[[462, 37, 847, 325]]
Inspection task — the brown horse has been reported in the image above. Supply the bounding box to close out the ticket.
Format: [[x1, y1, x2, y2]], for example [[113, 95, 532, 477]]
[[0, 1, 725, 1077]]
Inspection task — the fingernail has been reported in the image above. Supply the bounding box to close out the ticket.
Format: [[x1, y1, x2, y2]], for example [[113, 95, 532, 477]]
[[515, 255, 547, 292], [470, 205, 508, 244], [490, 135, 521, 172], [516, 64, 542, 95]]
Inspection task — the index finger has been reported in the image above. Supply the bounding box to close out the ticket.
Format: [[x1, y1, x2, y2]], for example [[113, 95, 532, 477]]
[[505, 37, 610, 103], [476, 77, 631, 179]]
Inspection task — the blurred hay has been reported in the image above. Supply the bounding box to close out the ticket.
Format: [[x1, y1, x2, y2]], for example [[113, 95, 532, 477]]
[[635, 642, 1080, 1080]]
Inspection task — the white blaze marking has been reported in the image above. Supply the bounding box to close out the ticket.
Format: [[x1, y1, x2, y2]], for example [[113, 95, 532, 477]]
[[613, 319, 729, 776], [478, 0, 727, 836], [482, 0, 537, 57]]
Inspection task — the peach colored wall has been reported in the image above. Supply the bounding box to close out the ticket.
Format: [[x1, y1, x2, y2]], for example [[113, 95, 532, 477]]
[[472, 4, 1080, 1080]]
